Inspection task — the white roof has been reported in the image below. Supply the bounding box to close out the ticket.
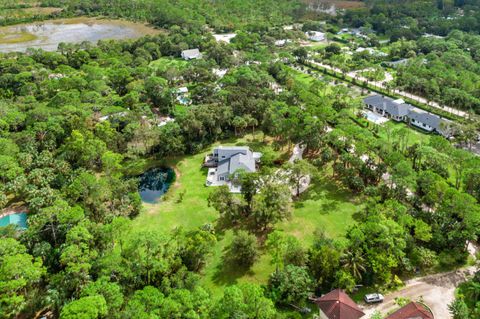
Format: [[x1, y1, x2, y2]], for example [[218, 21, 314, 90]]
[[213, 33, 236, 43]]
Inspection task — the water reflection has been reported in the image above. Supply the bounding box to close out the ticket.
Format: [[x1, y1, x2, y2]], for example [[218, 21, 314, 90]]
[[138, 167, 175, 204]]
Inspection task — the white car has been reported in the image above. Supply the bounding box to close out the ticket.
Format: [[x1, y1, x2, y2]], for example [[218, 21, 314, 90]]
[[364, 293, 384, 304]]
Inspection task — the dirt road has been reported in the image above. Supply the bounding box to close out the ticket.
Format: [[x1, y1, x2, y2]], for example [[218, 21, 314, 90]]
[[362, 267, 476, 318]]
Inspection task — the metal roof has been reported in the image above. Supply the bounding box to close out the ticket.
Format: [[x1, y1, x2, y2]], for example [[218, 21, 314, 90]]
[[363, 95, 413, 117]]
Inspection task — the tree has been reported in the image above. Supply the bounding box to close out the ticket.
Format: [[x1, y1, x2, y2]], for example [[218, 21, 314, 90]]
[[251, 180, 292, 232], [449, 298, 470, 319], [175, 228, 217, 272], [80, 278, 124, 318], [214, 283, 276, 319], [227, 230, 258, 268], [284, 159, 315, 197], [0, 238, 45, 318], [208, 185, 245, 226], [268, 265, 313, 306], [341, 249, 366, 280], [60, 295, 108, 319], [266, 231, 306, 272]]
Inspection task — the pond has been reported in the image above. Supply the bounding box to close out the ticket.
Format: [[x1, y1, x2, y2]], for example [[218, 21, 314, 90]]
[[0, 17, 160, 53], [0, 212, 28, 229], [138, 167, 175, 204]]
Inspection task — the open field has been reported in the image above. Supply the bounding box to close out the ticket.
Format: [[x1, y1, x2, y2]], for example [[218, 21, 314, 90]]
[[129, 134, 362, 295]]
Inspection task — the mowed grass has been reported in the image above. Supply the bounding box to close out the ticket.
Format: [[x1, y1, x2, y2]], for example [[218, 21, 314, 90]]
[[149, 57, 188, 73], [131, 134, 362, 296]]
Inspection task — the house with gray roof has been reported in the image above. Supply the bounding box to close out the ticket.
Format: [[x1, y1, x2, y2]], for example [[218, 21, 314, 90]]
[[363, 94, 454, 137], [181, 48, 202, 60], [363, 95, 413, 122], [205, 146, 262, 192], [408, 108, 453, 136]]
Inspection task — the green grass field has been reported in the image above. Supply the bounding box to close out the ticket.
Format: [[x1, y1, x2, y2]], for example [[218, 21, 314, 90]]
[[149, 57, 188, 73], [130, 134, 362, 296]]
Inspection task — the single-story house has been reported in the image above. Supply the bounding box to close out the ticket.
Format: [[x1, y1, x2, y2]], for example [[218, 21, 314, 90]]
[[306, 31, 326, 42], [181, 48, 202, 60], [204, 146, 261, 191], [313, 289, 365, 319], [408, 108, 452, 136], [363, 95, 413, 122], [363, 95, 453, 137], [386, 302, 434, 319]]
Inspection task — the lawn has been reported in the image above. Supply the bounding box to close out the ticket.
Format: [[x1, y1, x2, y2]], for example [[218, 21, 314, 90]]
[[130, 133, 362, 296], [149, 57, 188, 73]]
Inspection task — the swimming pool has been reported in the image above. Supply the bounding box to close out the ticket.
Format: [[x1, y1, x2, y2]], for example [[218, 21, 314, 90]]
[[363, 110, 389, 125], [0, 212, 28, 229]]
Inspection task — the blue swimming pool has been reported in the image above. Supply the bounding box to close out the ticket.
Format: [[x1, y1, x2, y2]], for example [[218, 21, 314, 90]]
[[0, 212, 28, 229]]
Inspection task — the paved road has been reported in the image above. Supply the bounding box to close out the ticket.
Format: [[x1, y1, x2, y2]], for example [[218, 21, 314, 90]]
[[362, 267, 476, 319], [305, 59, 468, 118]]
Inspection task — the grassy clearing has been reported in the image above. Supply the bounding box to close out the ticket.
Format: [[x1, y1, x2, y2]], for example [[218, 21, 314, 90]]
[[130, 133, 362, 296], [149, 57, 188, 73]]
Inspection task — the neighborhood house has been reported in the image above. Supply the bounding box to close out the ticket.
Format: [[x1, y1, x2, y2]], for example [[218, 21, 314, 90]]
[[204, 146, 261, 192], [385, 302, 434, 319], [181, 48, 202, 60], [363, 94, 453, 137], [313, 289, 365, 319], [306, 31, 326, 42]]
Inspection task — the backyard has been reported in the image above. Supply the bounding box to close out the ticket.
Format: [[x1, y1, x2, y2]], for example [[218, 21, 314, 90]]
[[129, 134, 363, 296]]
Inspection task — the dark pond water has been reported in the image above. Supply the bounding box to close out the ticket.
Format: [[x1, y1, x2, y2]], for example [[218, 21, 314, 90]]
[[138, 167, 175, 203]]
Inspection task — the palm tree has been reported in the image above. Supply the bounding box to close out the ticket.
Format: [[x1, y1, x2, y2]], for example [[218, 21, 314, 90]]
[[341, 250, 366, 280], [465, 281, 480, 303]]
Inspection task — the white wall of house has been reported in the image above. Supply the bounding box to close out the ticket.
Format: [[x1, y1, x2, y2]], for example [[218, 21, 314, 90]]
[[410, 119, 434, 131], [318, 309, 329, 319]]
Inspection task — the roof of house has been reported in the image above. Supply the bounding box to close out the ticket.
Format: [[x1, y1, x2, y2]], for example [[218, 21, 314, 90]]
[[408, 108, 443, 129], [314, 289, 365, 319], [363, 95, 413, 117], [181, 48, 201, 58], [217, 150, 256, 176], [385, 302, 434, 319], [215, 146, 250, 151]]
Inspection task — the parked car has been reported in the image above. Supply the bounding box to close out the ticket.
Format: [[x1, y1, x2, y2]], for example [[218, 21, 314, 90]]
[[364, 293, 384, 304]]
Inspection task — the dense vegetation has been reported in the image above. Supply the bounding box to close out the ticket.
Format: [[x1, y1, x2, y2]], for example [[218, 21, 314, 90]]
[[38, 0, 304, 31], [1, 1, 480, 318]]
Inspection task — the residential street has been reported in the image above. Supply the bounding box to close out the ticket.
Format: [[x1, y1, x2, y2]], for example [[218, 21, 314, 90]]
[[362, 267, 476, 319], [305, 60, 469, 118]]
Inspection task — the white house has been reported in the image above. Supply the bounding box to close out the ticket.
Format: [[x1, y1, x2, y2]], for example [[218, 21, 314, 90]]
[[181, 49, 202, 60], [306, 31, 326, 42]]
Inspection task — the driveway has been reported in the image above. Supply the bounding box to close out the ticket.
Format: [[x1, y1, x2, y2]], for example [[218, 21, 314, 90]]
[[362, 267, 476, 318]]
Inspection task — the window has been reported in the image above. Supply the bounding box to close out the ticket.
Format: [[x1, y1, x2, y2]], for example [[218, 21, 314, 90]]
[[221, 156, 226, 159], [219, 176, 225, 181]]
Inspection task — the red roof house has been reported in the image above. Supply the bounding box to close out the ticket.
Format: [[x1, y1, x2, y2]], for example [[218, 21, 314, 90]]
[[314, 289, 365, 319], [386, 302, 434, 319]]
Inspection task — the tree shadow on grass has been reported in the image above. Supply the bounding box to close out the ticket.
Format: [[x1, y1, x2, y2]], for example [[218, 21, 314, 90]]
[[211, 252, 255, 286]]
